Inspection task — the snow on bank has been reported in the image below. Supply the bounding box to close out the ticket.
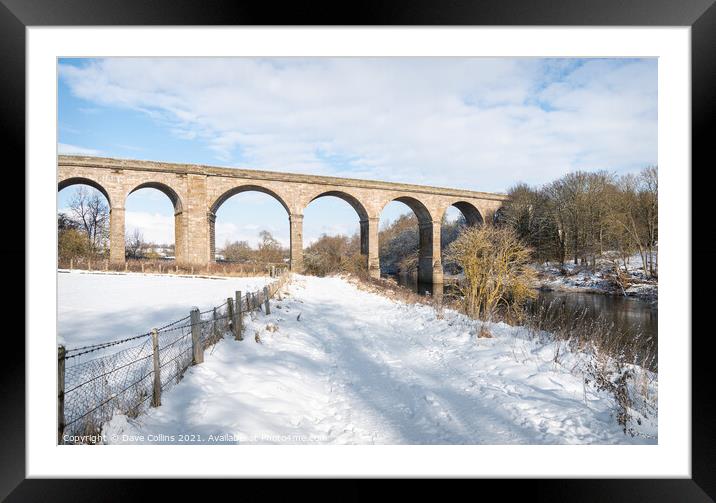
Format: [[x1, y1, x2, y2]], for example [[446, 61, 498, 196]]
[[101, 274, 656, 445], [58, 270, 271, 347], [536, 254, 658, 303]]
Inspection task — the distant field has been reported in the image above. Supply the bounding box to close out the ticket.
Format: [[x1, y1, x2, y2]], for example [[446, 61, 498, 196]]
[[57, 271, 271, 347]]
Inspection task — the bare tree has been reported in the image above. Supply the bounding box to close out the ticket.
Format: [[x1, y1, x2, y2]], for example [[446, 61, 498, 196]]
[[125, 229, 145, 259], [544, 171, 616, 267], [608, 167, 658, 278], [221, 240, 253, 262], [640, 166, 658, 277], [378, 213, 419, 274], [303, 234, 360, 276], [57, 212, 78, 231], [68, 186, 109, 254], [255, 230, 287, 264], [502, 183, 561, 264]]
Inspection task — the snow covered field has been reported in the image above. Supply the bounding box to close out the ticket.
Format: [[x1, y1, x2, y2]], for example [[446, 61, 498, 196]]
[[91, 274, 656, 445], [58, 271, 271, 347]]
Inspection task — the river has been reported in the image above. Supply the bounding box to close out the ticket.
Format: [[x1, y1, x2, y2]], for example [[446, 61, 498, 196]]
[[383, 272, 658, 343]]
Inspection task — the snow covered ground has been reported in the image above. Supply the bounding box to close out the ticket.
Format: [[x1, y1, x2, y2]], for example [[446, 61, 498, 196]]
[[58, 270, 271, 347], [536, 253, 658, 302], [96, 274, 657, 445]]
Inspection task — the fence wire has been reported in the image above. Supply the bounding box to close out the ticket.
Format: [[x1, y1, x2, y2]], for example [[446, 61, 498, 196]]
[[59, 271, 289, 443]]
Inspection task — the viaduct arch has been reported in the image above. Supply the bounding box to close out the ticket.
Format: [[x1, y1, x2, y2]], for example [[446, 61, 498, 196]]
[[58, 156, 508, 284]]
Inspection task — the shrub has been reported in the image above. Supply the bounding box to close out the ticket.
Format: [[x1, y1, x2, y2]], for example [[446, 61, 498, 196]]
[[58, 228, 92, 260], [303, 234, 365, 277], [445, 225, 536, 321]]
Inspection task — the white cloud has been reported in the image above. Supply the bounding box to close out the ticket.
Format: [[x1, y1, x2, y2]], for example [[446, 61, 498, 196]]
[[59, 58, 657, 192], [125, 211, 174, 245], [58, 143, 103, 156], [215, 221, 288, 248], [304, 222, 359, 246]]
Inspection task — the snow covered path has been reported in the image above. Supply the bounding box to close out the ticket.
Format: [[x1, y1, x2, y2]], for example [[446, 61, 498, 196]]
[[103, 275, 656, 445]]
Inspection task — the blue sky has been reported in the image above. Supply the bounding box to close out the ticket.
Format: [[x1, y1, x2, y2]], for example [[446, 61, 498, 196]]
[[57, 57, 657, 247]]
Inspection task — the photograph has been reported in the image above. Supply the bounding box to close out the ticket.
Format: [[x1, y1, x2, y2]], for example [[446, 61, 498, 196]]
[[56, 56, 659, 446], [4, 0, 707, 494]]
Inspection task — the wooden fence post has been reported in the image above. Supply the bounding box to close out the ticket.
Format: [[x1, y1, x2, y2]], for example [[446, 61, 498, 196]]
[[190, 308, 203, 365], [264, 286, 271, 315], [88, 258, 92, 271], [141, 262, 144, 273], [235, 291, 243, 341], [227, 297, 236, 337], [151, 329, 161, 407], [124, 262, 128, 272], [69, 258, 73, 271], [58, 345, 65, 444], [212, 307, 219, 343]]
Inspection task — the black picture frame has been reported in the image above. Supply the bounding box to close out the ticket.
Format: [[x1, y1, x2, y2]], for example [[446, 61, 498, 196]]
[[3, 0, 711, 499]]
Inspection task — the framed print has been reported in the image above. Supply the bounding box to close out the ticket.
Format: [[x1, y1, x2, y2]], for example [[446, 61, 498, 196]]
[[4, 0, 713, 499]]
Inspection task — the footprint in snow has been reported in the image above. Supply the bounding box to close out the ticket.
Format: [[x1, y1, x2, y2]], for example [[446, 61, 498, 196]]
[[400, 406, 415, 418], [424, 395, 439, 406]]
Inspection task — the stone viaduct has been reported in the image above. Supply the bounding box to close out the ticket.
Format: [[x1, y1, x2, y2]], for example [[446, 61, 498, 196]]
[[58, 156, 509, 284]]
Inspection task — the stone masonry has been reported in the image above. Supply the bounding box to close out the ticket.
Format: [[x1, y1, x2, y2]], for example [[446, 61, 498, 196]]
[[58, 156, 509, 284]]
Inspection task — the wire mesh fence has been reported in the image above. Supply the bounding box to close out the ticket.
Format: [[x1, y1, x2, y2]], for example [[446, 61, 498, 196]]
[[58, 271, 290, 444]]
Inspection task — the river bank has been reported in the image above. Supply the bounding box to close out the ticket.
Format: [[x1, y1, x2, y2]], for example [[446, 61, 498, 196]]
[[382, 271, 657, 350], [534, 260, 658, 304]]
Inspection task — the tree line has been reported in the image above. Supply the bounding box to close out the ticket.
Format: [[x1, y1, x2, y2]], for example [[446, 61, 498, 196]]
[[500, 166, 657, 277]]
